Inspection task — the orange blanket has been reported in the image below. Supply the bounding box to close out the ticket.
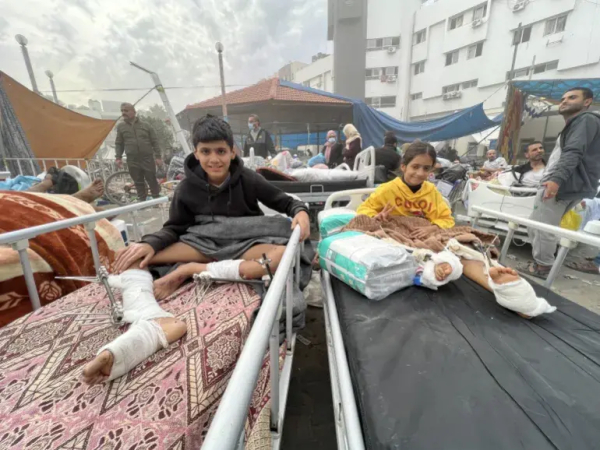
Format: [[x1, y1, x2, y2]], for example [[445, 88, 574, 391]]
[[0, 192, 125, 326]]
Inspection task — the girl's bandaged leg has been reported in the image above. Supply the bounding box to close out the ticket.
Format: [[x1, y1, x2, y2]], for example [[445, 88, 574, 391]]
[[108, 269, 173, 323], [97, 320, 169, 381], [418, 251, 463, 290], [488, 275, 556, 318], [206, 260, 244, 280]]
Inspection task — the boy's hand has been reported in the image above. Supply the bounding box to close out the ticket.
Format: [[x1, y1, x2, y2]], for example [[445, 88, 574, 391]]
[[410, 225, 439, 240], [291, 211, 311, 241], [114, 242, 155, 273]]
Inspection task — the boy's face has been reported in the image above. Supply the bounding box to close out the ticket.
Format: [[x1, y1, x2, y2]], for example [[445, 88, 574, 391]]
[[194, 140, 235, 182]]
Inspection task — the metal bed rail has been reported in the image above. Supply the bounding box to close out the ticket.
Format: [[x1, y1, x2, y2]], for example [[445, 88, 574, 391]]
[[202, 226, 302, 450], [471, 206, 600, 287], [0, 197, 169, 311]]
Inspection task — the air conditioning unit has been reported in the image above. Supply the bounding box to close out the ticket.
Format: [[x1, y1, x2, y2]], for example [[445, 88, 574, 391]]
[[386, 75, 398, 83], [472, 18, 483, 28], [546, 34, 564, 45], [387, 46, 398, 54], [512, 0, 528, 12], [371, 100, 381, 108]]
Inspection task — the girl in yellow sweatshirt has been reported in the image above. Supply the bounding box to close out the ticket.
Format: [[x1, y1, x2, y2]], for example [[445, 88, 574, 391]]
[[357, 141, 454, 239]]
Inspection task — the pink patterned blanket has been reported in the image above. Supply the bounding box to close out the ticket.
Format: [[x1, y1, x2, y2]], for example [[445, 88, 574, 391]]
[[0, 280, 279, 449]]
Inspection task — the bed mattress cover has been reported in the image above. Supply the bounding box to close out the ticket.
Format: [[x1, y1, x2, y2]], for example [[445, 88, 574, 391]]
[[269, 178, 367, 194], [330, 275, 600, 450]]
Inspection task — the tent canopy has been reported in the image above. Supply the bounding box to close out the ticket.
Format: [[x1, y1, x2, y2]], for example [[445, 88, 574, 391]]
[[512, 79, 600, 102]]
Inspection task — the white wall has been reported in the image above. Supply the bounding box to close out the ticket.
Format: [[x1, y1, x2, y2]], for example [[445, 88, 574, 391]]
[[362, 0, 600, 120], [293, 55, 334, 92]]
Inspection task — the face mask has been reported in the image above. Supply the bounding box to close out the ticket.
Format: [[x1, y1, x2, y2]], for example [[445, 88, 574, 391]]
[[248, 122, 254, 131], [328, 137, 336, 144]]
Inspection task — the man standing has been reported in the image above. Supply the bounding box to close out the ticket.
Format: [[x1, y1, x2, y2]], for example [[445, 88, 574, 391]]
[[115, 103, 163, 201], [522, 87, 600, 279], [243, 114, 276, 158], [510, 141, 546, 187]]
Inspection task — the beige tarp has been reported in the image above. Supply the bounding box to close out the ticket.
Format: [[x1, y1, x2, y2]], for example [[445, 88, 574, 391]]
[[0, 72, 116, 159]]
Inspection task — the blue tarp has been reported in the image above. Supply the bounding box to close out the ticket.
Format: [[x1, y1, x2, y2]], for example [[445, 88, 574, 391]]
[[280, 80, 502, 148], [512, 79, 600, 101]]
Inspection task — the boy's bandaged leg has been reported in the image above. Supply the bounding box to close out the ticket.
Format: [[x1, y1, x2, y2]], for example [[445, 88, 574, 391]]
[[206, 260, 244, 280], [97, 320, 169, 381], [488, 276, 556, 318]]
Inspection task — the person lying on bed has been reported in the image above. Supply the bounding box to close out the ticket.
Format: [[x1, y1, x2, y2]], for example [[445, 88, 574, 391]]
[[113, 113, 311, 300]]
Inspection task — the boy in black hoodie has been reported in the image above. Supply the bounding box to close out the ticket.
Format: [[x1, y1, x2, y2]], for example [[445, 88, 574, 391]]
[[114, 115, 310, 299]]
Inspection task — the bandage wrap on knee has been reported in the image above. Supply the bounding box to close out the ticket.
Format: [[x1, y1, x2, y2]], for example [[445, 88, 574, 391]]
[[109, 269, 173, 323], [206, 260, 244, 280], [488, 277, 556, 317], [98, 320, 169, 381]]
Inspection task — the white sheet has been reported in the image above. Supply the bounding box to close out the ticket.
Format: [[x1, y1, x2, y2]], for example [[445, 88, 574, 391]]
[[289, 168, 367, 183]]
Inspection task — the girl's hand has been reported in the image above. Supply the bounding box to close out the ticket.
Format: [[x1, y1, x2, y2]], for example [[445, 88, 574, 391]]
[[410, 225, 439, 240], [291, 211, 311, 241], [374, 202, 394, 222]]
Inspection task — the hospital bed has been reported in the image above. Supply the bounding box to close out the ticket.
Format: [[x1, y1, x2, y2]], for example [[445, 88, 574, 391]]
[[318, 188, 600, 450], [0, 197, 304, 449]]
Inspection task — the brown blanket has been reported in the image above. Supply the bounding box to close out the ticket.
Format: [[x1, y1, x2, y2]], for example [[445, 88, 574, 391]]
[[343, 214, 500, 253]]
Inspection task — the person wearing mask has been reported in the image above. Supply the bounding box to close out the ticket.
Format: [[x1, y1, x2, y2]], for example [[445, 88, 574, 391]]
[[321, 130, 344, 167], [115, 103, 163, 202], [243, 114, 276, 158], [342, 123, 362, 168], [520, 87, 600, 279], [375, 131, 402, 182]]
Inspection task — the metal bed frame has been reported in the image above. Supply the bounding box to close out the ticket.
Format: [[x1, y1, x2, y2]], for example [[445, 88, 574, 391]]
[[317, 188, 600, 450]]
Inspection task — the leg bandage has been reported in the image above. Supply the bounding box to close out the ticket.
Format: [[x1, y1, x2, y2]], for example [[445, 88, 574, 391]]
[[108, 269, 173, 323], [417, 251, 463, 290], [98, 319, 169, 381], [206, 260, 244, 280], [488, 277, 556, 317]]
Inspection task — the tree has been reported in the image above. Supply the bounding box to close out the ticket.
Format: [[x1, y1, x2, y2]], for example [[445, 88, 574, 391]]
[[145, 104, 169, 121], [139, 111, 176, 160]]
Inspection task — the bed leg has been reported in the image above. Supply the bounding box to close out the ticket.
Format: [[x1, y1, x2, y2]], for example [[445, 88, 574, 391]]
[[545, 239, 573, 288], [85, 221, 102, 272], [499, 222, 518, 265], [12, 239, 42, 311], [269, 317, 280, 433]]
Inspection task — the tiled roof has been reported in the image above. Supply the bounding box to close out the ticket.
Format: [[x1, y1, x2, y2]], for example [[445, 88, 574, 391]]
[[185, 77, 349, 110]]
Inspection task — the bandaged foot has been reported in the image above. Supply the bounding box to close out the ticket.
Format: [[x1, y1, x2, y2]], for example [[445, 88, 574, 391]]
[[488, 267, 557, 318], [83, 320, 169, 383], [416, 251, 463, 290]]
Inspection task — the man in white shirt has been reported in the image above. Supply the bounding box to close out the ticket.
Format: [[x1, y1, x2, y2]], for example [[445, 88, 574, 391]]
[[482, 149, 508, 173], [512, 141, 546, 187]]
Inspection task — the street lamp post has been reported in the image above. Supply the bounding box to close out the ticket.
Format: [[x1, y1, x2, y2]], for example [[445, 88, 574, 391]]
[[45, 70, 59, 103], [15, 34, 39, 93], [215, 42, 228, 122]]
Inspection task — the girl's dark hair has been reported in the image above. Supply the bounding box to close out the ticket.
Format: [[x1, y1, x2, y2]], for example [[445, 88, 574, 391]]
[[402, 141, 437, 166], [192, 114, 234, 149]]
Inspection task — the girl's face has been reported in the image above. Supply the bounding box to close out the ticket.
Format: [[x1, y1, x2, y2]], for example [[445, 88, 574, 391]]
[[401, 153, 434, 186]]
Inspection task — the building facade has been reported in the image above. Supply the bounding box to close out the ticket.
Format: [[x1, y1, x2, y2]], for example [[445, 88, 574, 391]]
[[328, 0, 600, 120], [293, 53, 334, 92]]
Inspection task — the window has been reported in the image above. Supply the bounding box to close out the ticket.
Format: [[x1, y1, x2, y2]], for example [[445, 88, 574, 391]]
[[367, 36, 400, 51], [366, 96, 397, 108], [449, 14, 463, 30], [414, 61, 425, 75], [544, 15, 567, 36], [414, 29, 426, 45], [365, 67, 382, 80], [445, 50, 459, 66], [533, 60, 559, 74], [462, 79, 478, 89], [513, 25, 532, 45], [411, 92, 423, 100], [473, 3, 487, 21], [467, 42, 483, 59], [385, 66, 399, 76], [443, 84, 460, 94]]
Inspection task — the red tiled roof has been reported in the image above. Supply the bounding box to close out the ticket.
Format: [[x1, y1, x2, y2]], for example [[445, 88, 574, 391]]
[[185, 77, 349, 110]]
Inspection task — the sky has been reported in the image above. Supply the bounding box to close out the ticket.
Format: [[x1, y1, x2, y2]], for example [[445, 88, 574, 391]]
[[0, 0, 330, 113]]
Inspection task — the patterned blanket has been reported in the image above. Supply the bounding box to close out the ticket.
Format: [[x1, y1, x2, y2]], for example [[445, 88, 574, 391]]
[[0, 280, 278, 449], [0, 192, 125, 327], [343, 214, 500, 254]]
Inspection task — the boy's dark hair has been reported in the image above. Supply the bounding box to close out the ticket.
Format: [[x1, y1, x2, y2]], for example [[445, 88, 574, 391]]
[[566, 87, 594, 101], [402, 141, 437, 166], [384, 131, 398, 146], [192, 114, 234, 149]]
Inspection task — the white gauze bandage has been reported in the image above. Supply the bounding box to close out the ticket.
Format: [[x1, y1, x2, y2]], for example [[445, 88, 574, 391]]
[[206, 260, 244, 280], [98, 320, 169, 381], [419, 250, 463, 290], [108, 269, 173, 323], [488, 276, 556, 317]]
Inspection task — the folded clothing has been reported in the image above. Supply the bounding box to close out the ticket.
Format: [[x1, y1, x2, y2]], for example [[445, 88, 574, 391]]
[[318, 208, 357, 238], [319, 231, 417, 301]]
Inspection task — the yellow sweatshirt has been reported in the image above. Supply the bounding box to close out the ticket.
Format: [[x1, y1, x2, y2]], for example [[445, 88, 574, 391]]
[[357, 178, 455, 228]]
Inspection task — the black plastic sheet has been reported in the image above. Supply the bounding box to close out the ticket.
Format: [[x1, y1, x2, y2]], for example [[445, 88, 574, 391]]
[[331, 276, 600, 450]]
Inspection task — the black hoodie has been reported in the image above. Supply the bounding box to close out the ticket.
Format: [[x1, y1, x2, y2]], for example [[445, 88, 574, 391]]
[[142, 153, 309, 253]]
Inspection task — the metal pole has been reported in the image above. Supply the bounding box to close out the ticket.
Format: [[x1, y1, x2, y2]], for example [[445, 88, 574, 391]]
[[508, 23, 522, 81], [85, 222, 102, 272], [269, 317, 280, 433], [12, 240, 42, 310], [286, 270, 293, 352], [49, 77, 58, 103], [15, 35, 39, 93], [499, 223, 517, 265], [528, 55, 536, 81], [545, 244, 570, 288], [216, 42, 228, 121], [130, 61, 193, 155]]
